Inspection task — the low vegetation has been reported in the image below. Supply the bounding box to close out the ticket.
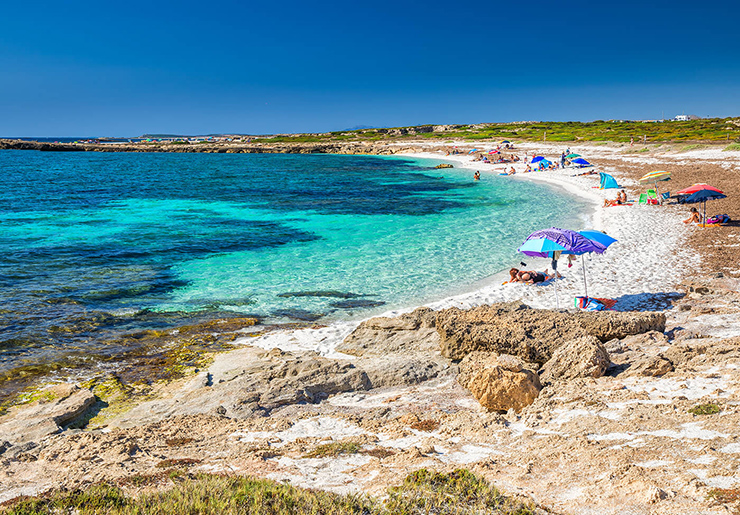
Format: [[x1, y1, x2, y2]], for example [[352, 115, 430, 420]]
[[707, 487, 740, 510], [303, 441, 360, 458], [0, 470, 535, 514], [689, 402, 721, 415], [251, 118, 740, 145]]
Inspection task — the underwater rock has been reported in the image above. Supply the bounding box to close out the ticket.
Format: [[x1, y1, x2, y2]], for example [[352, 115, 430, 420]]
[[277, 290, 364, 299], [330, 299, 386, 309], [271, 309, 325, 322]]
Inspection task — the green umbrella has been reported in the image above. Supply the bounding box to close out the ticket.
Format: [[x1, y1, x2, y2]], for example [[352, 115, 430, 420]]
[[566, 153, 580, 159]]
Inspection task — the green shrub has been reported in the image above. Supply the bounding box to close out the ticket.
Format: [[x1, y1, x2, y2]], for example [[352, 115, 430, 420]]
[[689, 402, 720, 415], [1, 470, 534, 515]]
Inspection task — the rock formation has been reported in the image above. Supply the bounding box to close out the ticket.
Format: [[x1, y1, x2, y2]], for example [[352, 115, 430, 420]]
[[540, 335, 610, 383], [457, 352, 542, 412], [435, 302, 665, 363], [0, 384, 95, 445]]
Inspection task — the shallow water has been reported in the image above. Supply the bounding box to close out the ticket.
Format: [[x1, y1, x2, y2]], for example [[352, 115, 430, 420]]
[[0, 151, 588, 379]]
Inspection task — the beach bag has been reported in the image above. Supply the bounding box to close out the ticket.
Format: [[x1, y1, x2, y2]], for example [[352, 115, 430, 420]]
[[707, 214, 730, 224], [575, 296, 618, 311], [585, 299, 605, 311]]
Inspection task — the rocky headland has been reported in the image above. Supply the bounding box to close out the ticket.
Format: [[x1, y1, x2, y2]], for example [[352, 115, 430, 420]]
[[0, 138, 434, 155]]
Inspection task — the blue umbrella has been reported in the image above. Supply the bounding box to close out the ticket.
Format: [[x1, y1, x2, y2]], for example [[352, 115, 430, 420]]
[[579, 230, 618, 248], [577, 230, 618, 297], [572, 158, 591, 167], [531, 156, 545, 164], [518, 238, 568, 255], [683, 189, 727, 225]]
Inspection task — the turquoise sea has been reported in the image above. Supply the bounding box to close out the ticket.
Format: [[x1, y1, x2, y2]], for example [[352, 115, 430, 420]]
[[0, 151, 588, 391]]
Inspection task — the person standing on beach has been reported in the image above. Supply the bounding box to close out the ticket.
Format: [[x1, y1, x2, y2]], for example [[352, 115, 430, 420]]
[[560, 152, 566, 168]]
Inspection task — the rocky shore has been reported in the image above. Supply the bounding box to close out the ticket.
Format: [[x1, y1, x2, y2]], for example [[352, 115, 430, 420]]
[[3, 278, 740, 514], [0, 138, 433, 155]]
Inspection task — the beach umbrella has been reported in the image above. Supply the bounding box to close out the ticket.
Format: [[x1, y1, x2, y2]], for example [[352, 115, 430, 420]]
[[675, 183, 723, 196], [639, 170, 671, 199], [500, 140, 511, 144], [468, 148, 479, 155], [488, 150, 499, 154], [571, 158, 591, 167], [683, 189, 727, 225], [579, 230, 617, 248], [531, 156, 545, 164], [518, 228, 606, 307], [639, 170, 671, 183], [577, 230, 618, 297], [518, 238, 568, 255], [566, 153, 580, 159]]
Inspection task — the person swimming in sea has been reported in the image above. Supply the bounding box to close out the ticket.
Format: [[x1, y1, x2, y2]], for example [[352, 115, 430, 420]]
[[474, 171, 480, 181]]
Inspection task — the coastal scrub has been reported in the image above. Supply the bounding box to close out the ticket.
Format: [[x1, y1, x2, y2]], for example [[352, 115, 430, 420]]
[[0, 470, 535, 514]]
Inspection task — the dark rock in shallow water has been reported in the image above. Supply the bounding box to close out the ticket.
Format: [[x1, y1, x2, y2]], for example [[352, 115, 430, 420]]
[[330, 299, 386, 309], [271, 309, 325, 322], [277, 290, 364, 299]]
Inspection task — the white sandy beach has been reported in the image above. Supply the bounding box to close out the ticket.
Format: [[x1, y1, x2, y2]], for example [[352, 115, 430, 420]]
[[242, 145, 695, 357]]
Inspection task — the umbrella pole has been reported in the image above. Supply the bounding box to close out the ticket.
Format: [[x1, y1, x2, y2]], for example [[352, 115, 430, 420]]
[[703, 200, 707, 226], [582, 255, 588, 298], [551, 254, 560, 309]]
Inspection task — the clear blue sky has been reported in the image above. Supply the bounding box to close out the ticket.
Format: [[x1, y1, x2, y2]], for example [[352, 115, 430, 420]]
[[1, 0, 738, 136]]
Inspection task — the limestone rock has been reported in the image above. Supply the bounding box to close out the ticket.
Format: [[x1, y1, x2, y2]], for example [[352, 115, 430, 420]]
[[578, 312, 666, 342], [457, 352, 542, 412], [109, 347, 371, 428], [436, 302, 665, 363], [616, 330, 669, 349], [541, 336, 610, 383], [361, 357, 448, 388], [621, 354, 674, 377], [0, 384, 95, 445], [337, 307, 438, 357]]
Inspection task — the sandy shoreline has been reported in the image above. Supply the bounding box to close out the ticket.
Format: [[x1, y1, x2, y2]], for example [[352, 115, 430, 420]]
[[243, 146, 694, 358]]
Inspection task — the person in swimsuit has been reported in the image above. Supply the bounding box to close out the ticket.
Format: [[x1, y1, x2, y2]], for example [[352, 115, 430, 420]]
[[509, 268, 520, 283], [683, 207, 702, 224]]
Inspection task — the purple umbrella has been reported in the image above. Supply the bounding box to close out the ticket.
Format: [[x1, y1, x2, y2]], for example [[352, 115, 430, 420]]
[[523, 227, 607, 257], [519, 227, 607, 307]]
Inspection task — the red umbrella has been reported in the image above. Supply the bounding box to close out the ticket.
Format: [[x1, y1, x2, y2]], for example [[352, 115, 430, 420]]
[[676, 183, 724, 196]]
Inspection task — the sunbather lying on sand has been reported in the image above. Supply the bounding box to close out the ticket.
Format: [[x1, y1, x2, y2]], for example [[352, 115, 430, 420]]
[[519, 270, 548, 284]]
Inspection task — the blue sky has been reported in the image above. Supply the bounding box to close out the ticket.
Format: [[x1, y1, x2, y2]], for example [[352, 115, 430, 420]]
[[1, 0, 738, 136]]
